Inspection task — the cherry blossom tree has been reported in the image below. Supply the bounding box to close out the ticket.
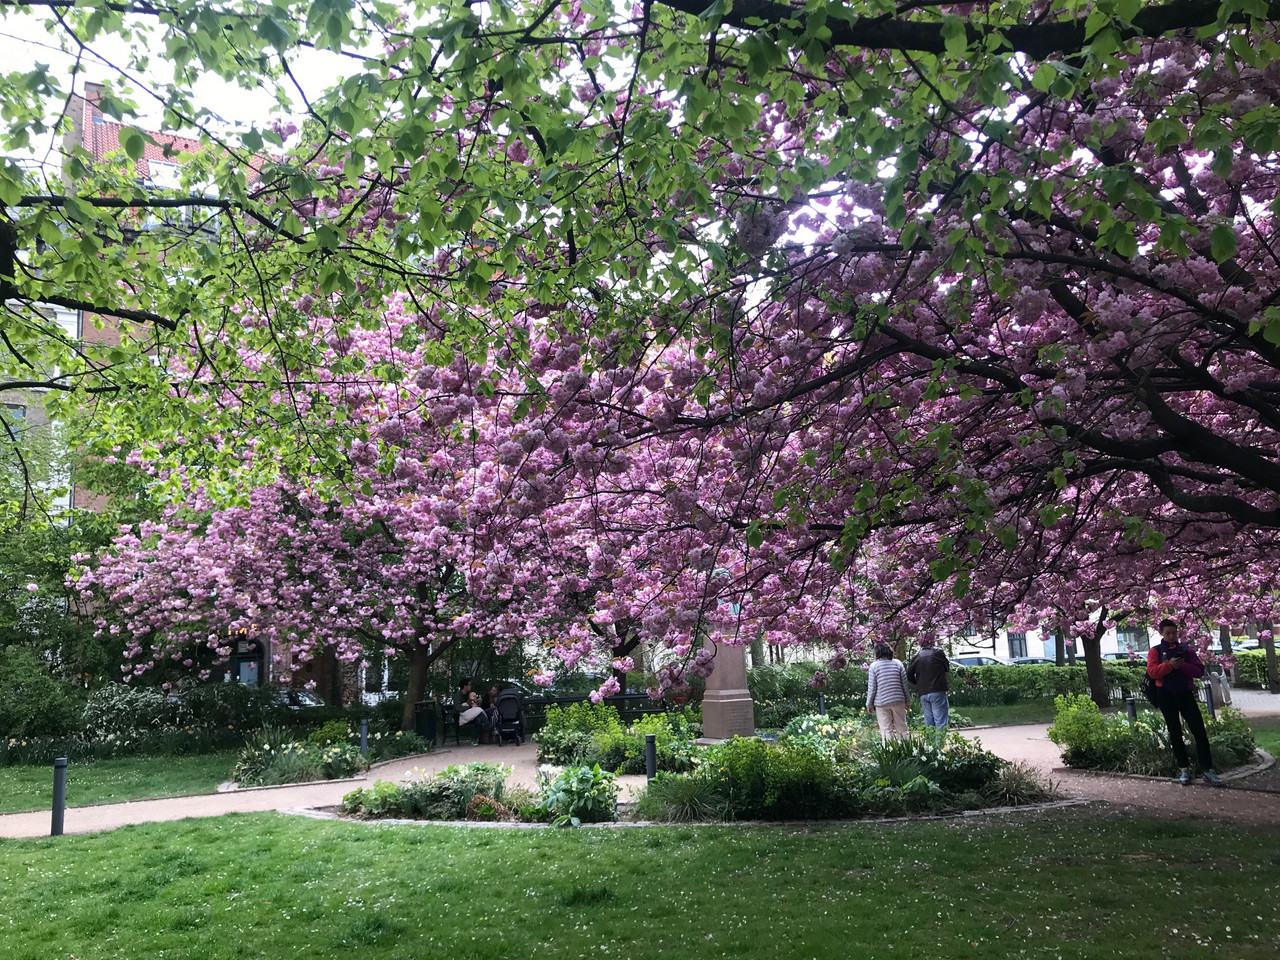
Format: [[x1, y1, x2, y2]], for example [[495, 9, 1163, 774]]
[[9, 1, 1280, 696]]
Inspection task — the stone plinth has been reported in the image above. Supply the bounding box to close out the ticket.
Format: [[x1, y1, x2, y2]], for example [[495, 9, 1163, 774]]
[[700, 641, 755, 740]]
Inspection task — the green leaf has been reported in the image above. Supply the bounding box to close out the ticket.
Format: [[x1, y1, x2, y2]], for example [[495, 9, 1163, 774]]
[[1031, 65, 1057, 93], [1209, 223, 1237, 263], [119, 127, 146, 162], [940, 17, 968, 59]]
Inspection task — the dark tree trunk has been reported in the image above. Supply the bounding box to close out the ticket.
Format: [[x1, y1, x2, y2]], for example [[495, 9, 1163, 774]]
[[1262, 624, 1280, 695], [1082, 627, 1109, 708], [400, 643, 432, 731], [1054, 627, 1066, 667]]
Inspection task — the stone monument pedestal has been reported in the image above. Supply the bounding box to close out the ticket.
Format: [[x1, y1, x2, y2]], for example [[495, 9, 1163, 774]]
[[699, 641, 755, 741]]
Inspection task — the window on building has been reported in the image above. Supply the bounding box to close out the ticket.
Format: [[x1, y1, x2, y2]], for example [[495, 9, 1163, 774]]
[[1007, 631, 1027, 659], [1117, 626, 1147, 654], [1, 404, 26, 438], [365, 649, 387, 693]]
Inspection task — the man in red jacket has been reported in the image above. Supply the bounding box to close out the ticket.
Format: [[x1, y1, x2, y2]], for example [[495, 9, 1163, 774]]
[[1148, 619, 1222, 786]]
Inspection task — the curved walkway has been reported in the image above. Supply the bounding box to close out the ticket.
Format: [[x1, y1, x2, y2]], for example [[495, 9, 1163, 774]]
[[2, 689, 1278, 839]]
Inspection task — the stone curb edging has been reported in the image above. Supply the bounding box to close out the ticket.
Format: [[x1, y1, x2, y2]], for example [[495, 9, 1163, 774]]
[[216, 774, 369, 794], [281, 797, 1091, 830], [214, 751, 446, 793], [1050, 749, 1275, 785]]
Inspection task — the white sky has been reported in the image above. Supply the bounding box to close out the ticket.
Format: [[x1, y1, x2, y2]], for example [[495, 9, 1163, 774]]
[[0, 9, 349, 160]]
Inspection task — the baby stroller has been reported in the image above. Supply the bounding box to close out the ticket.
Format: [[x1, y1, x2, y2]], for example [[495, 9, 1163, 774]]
[[493, 689, 526, 746]]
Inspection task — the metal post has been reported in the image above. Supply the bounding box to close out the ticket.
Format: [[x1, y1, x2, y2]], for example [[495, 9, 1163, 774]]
[[1201, 679, 1217, 720], [817, 692, 826, 716], [51, 758, 67, 837], [1125, 697, 1137, 724], [644, 733, 657, 781], [360, 718, 369, 754]]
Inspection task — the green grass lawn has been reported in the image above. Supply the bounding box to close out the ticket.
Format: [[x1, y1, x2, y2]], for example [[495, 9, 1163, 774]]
[[1250, 715, 1280, 757], [957, 700, 1059, 726], [0, 751, 237, 814], [0, 808, 1276, 959]]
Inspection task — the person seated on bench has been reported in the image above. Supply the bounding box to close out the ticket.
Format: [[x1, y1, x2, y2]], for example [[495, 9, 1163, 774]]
[[457, 678, 493, 745]]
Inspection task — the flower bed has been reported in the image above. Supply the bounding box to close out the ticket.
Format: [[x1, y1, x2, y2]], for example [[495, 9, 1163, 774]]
[[633, 731, 1050, 822], [232, 726, 370, 786], [341, 761, 619, 825], [1046, 694, 1257, 777]]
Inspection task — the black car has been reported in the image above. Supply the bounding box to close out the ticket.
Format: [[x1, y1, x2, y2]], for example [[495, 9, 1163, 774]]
[[1011, 656, 1055, 665], [268, 688, 327, 710]]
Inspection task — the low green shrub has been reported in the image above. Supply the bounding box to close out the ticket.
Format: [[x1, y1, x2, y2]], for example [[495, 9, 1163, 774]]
[[542, 764, 619, 824], [595, 713, 698, 774], [1049, 695, 1257, 776], [308, 720, 351, 746], [170, 682, 275, 731], [534, 727, 601, 766], [541, 701, 625, 736], [535, 703, 696, 772], [1047, 694, 1130, 768], [700, 736, 844, 820]]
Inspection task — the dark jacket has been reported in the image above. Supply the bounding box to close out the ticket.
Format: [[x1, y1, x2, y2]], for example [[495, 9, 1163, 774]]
[[1147, 641, 1204, 694], [906, 648, 950, 695]]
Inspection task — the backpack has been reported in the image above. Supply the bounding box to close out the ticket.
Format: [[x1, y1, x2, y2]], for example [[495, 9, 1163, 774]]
[[1139, 672, 1161, 706]]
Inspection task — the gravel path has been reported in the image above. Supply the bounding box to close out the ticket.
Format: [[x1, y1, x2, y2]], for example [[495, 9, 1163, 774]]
[[3, 689, 1278, 838]]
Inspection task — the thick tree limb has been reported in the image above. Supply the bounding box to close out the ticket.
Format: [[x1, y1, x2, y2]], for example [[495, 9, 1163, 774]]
[[658, 0, 1267, 60]]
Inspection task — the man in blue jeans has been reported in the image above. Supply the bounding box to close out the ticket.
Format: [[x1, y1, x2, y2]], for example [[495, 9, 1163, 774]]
[[906, 638, 950, 744]]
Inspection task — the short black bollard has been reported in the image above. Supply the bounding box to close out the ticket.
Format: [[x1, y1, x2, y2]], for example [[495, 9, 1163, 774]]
[[1202, 680, 1217, 720], [51, 758, 67, 837], [644, 733, 657, 781], [817, 692, 826, 716], [360, 718, 369, 754], [1125, 697, 1137, 724]]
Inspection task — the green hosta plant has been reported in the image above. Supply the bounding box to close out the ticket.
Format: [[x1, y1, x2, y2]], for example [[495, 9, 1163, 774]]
[[542, 764, 619, 825], [342, 780, 405, 818]]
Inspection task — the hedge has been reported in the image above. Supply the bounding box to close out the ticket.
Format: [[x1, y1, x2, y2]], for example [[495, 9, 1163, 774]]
[[1233, 650, 1278, 686]]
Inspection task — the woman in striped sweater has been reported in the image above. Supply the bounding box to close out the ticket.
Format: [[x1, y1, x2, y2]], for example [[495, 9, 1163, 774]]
[[865, 643, 911, 740]]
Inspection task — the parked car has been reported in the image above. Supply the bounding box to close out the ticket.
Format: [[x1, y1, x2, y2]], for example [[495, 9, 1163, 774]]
[[1102, 652, 1148, 661], [952, 655, 1012, 667], [1010, 656, 1055, 665], [269, 688, 327, 710]]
